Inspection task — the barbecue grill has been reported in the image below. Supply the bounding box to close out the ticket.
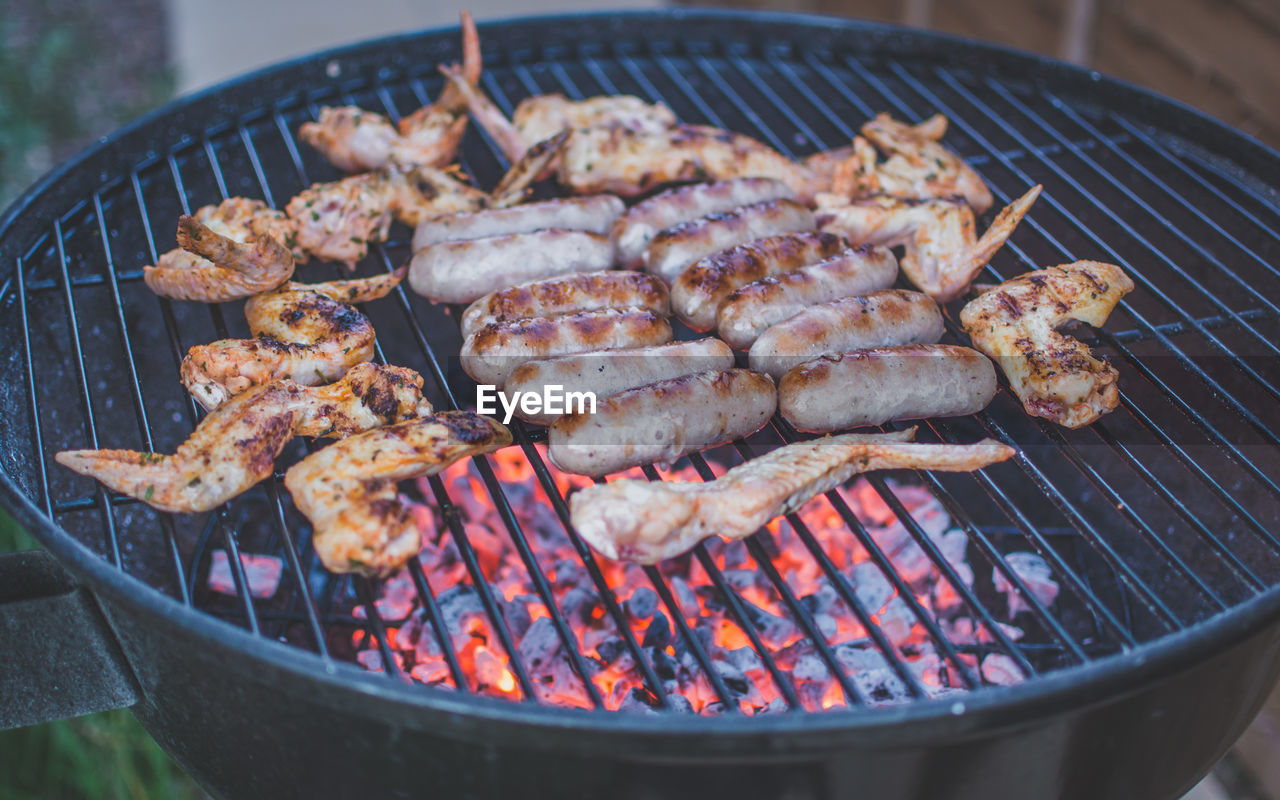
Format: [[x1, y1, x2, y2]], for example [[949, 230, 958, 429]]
[[3, 10, 1280, 799]]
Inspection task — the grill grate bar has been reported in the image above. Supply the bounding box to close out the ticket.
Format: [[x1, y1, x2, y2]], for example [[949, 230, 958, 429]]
[[166, 148, 266, 635], [856, 60, 1280, 562], [91, 192, 192, 604], [672, 49, 1069, 674], [509, 426, 675, 709], [972, 76, 1280, 389], [359, 89, 610, 710], [1105, 114, 1280, 245], [15, 258, 53, 520], [642, 464, 801, 711], [51, 217, 124, 569], [906, 65, 1280, 450], [354, 576, 404, 678], [1039, 93, 1280, 283]]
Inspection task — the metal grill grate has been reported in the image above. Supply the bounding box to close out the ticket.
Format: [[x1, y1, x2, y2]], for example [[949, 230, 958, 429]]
[[3, 14, 1280, 716]]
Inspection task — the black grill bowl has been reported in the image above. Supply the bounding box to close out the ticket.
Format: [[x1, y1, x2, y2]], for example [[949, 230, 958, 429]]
[[3, 10, 1280, 800]]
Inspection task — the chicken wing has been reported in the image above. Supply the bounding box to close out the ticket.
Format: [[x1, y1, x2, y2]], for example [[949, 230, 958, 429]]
[[960, 260, 1133, 428], [144, 214, 297, 302], [285, 411, 512, 576], [818, 185, 1041, 302], [570, 429, 1016, 564], [55, 363, 432, 514], [839, 113, 994, 213], [180, 270, 405, 410], [298, 12, 480, 172]]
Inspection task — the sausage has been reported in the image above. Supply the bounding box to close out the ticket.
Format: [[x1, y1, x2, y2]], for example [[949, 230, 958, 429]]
[[644, 199, 815, 284], [778, 344, 997, 432], [670, 231, 848, 330], [412, 194, 625, 251], [612, 178, 795, 268], [716, 245, 900, 350], [748, 290, 944, 379], [547, 369, 777, 476], [460, 271, 669, 337], [460, 308, 673, 387], [504, 338, 735, 424], [409, 229, 614, 304]]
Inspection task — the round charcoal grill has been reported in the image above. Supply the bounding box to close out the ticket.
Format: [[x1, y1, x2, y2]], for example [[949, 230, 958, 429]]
[[3, 10, 1280, 800]]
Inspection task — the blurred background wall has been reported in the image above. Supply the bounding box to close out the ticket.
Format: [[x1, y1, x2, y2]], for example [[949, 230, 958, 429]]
[[1, 0, 1278, 797]]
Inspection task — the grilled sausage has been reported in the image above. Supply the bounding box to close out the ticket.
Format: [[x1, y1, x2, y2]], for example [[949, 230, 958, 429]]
[[612, 178, 796, 268], [547, 368, 776, 476], [645, 199, 815, 284], [460, 308, 673, 387], [716, 245, 900, 350], [749, 290, 944, 379], [504, 338, 735, 424], [409, 229, 615, 304], [460, 271, 669, 337], [779, 344, 997, 432], [412, 194, 625, 251], [670, 231, 848, 330]]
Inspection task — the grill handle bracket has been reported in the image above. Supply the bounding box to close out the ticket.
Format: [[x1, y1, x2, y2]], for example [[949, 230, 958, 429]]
[[0, 550, 140, 729]]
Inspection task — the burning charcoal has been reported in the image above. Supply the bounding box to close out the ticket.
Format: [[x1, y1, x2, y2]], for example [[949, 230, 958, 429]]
[[711, 660, 752, 697], [560, 586, 598, 627], [937, 529, 968, 568], [626, 586, 658, 620], [356, 649, 403, 673], [670, 576, 700, 618], [878, 597, 916, 646], [666, 694, 695, 714], [550, 557, 588, 591], [719, 540, 749, 569], [721, 569, 758, 592], [740, 601, 797, 645], [797, 681, 829, 711], [643, 612, 672, 650], [834, 644, 909, 704], [775, 638, 814, 670], [793, 654, 831, 684], [725, 646, 764, 676], [618, 686, 662, 714], [595, 638, 628, 666], [694, 585, 727, 614], [518, 617, 563, 672], [437, 585, 486, 634], [981, 653, 1025, 686], [756, 697, 789, 715], [800, 583, 839, 616], [701, 700, 730, 716], [500, 599, 533, 639], [410, 659, 451, 685], [994, 552, 1059, 617], [208, 550, 283, 599], [849, 561, 894, 612], [651, 647, 678, 680]]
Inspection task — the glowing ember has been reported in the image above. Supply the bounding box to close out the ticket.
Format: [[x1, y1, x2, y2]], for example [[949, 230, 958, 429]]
[[208, 551, 283, 598], [353, 446, 1056, 714]]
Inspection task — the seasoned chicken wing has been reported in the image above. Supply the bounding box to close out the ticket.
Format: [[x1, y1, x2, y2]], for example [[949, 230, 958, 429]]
[[144, 198, 304, 300], [960, 260, 1133, 428], [55, 363, 431, 514], [836, 113, 993, 213], [144, 214, 296, 302], [570, 428, 1016, 563], [285, 164, 486, 267], [298, 12, 480, 172], [285, 411, 512, 576], [180, 270, 405, 410], [818, 185, 1041, 302]]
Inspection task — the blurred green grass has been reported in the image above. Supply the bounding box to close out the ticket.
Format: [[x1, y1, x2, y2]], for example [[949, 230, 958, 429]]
[[0, 511, 206, 799]]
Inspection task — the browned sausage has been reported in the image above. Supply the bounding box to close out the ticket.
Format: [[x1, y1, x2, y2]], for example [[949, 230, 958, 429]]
[[669, 232, 848, 330], [460, 271, 669, 337], [779, 344, 997, 431], [645, 199, 814, 284]]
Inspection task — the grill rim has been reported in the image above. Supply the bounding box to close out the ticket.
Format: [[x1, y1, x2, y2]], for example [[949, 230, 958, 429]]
[[3, 8, 1280, 739]]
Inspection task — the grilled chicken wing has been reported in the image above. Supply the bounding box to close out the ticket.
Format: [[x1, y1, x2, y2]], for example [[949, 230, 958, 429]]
[[570, 429, 1016, 563], [180, 270, 405, 410], [144, 214, 296, 302], [960, 260, 1133, 428], [298, 13, 480, 172], [818, 185, 1041, 302], [144, 198, 304, 300], [55, 363, 431, 514], [285, 411, 512, 576], [834, 114, 993, 213]]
